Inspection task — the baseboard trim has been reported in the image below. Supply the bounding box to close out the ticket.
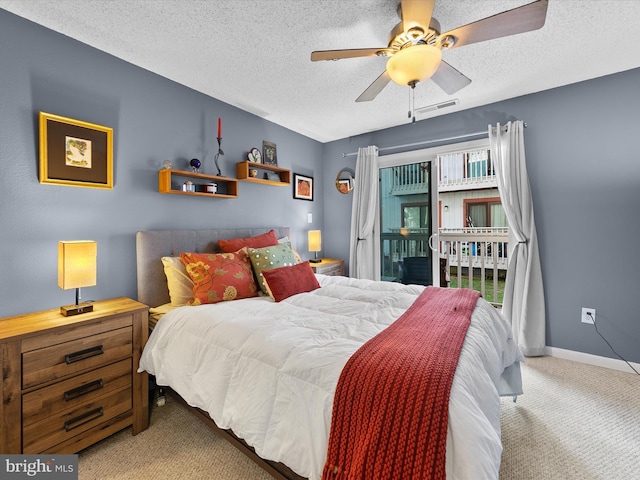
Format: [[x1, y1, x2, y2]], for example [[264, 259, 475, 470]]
[[545, 346, 640, 374]]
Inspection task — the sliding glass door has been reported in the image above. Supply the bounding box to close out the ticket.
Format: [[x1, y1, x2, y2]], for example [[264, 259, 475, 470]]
[[379, 156, 438, 286], [377, 138, 492, 287]]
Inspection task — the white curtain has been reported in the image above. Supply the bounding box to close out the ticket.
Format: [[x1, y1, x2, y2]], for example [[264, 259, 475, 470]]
[[490, 121, 545, 356], [349, 146, 380, 280]]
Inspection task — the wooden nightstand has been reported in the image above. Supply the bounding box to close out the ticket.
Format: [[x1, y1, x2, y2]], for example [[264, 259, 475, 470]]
[[310, 258, 345, 276], [0, 297, 149, 454]]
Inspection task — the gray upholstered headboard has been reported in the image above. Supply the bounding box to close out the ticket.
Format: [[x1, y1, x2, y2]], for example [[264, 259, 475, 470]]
[[136, 227, 290, 308]]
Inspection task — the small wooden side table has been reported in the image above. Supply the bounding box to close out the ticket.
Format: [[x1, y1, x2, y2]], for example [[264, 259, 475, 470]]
[[309, 258, 345, 276], [0, 297, 149, 453]]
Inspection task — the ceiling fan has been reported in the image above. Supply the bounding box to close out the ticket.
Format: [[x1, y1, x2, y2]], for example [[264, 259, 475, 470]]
[[310, 0, 548, 103]]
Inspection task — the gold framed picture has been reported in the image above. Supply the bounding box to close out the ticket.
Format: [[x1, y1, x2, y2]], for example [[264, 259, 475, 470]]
[[39, 112, 113, 189]]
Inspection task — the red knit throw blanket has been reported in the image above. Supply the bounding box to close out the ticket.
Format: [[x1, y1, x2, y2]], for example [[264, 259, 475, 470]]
[[322, 287, 480, 480]]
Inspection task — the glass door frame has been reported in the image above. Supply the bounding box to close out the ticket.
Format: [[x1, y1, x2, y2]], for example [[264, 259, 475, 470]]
[[379, 138, 490, 286]]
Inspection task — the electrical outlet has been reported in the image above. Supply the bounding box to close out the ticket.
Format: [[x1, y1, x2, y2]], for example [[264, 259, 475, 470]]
[[581, 307, 596, 324]]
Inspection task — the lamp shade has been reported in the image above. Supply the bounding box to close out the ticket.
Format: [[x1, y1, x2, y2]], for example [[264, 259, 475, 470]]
[[386, 44, 443, 86], [58, 240, 97, 290], [308, 230, 322, 253]]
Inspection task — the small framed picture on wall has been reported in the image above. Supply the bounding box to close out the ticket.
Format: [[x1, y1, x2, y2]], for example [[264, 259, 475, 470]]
[[293, 173, 313, 201]]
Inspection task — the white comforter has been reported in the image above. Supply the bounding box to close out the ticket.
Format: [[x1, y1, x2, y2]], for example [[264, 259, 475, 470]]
[[139, 275, 522, 480]]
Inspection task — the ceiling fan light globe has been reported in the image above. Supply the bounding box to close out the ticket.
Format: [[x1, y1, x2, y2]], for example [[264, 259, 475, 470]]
[[386, 44, 442, 86]]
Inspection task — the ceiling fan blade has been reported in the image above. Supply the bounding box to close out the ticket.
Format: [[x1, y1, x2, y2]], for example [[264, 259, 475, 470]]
[[311, 48, 386, 61], [400, 0, 435, 32], [439, 0, 548, 49], [430, 61, 471, 94], [356, 71, 391, 103]]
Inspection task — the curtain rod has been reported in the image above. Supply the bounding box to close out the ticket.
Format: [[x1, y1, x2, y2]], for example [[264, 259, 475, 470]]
[[342, 122, 527, 158]]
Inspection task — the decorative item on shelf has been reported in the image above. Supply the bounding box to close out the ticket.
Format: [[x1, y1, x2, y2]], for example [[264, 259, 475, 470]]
[[262, 140, 277, 165], [249, 168, 258, 178], [58, 240, 97, 316], [190, 158, 201, 173], [204, 182, 217, 194], [162, 159, 172, 170], [308, 230, 322, 263], [293, 173, 314, 201], [214, 117, 223, 176], [263, 172, 280, 182], [248, 147, 262, 164], [182, 180, 195, 192]]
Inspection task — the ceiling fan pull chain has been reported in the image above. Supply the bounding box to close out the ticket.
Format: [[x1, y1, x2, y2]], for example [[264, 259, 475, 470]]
[[408, 81, 416, 124]]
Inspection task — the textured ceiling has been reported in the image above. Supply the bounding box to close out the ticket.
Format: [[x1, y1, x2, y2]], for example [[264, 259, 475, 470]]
[[2, 0, 640, 143]]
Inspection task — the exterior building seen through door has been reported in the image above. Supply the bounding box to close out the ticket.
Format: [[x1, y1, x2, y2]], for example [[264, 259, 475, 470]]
[[379, 161, 433, 286]]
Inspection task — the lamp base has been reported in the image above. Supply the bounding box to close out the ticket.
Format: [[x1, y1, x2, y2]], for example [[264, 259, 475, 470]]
[[60, 302, 94, 317], [309, 258, 322, 263]]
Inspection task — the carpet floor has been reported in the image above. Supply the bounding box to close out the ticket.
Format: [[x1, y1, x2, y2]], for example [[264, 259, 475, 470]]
[[78, 356, 640, 479]]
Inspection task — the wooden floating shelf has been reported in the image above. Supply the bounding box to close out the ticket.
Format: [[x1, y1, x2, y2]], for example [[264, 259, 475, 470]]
[[158, 169, 238, 198], [236, 161, 291, 186]]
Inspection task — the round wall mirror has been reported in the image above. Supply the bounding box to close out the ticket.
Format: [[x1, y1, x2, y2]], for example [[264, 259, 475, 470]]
[[335, 167, 355, 194]]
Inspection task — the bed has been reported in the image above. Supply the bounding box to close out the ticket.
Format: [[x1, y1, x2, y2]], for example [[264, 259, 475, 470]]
[[136, 227, 523, 480]]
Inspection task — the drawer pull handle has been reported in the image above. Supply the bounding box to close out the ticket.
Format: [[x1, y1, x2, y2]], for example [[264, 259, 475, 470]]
[[64, 407, 104, 432], [64, 379, 104, 401], [65, 345, 104, 364]]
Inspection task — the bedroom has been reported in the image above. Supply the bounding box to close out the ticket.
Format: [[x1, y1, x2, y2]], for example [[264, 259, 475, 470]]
[[0, 0, 639, 478]]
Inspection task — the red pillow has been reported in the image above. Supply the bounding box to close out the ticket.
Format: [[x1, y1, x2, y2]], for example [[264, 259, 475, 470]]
[[218, 230, 279, 253], [261, 262, 321, 302], [179, 249, 258, 305]]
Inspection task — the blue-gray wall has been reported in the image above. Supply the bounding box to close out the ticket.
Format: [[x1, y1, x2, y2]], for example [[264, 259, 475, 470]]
[[2, 8, 639, 364], [0, 9, 323, 316], [323, 70, 640, 364]]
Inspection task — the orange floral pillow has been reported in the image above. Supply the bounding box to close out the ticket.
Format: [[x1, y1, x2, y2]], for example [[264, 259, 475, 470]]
[[179, 249, 258, 305]]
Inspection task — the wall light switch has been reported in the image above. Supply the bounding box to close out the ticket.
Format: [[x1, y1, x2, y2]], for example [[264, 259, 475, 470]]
[[307, 213, 312, 224]]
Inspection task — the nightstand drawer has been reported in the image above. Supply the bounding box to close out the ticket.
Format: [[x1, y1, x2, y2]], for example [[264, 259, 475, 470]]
[[317, 263, 343, 275], [310, 259, 344, 276], [22, 327, 133, 389], [22, 359, 132, 428], [22, 387, 132, 453]]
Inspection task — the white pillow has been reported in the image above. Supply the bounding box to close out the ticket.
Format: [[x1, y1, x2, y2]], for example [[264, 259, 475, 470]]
[[161, 256, 194, 306]]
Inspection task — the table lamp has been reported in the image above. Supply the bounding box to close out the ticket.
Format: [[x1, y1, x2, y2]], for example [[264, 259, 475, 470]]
[[308, 230, 322, 263], [58, 240, 97, 316]]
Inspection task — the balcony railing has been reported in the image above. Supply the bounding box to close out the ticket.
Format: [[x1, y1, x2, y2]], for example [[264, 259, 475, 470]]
[[438, 150, 497, 191], [438, 227, 509, 307], [388, 164, 429, 195], [438, 173, 497, 191], [381, 229, 430, 282], [380, 227, 509, 307]]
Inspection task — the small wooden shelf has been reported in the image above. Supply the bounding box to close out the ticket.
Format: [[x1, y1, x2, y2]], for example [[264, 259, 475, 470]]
[[158, 169, 238, 198], [236, 161, 291, 186]]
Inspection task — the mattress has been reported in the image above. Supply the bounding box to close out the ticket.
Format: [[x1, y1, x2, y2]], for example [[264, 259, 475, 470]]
[[139, 275, 523, 480]]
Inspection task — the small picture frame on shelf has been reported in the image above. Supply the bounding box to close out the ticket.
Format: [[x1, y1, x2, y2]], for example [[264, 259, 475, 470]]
[[263, 141, 277, 165], [293, 173, 313, 201], [248, 147, 262, 163]]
